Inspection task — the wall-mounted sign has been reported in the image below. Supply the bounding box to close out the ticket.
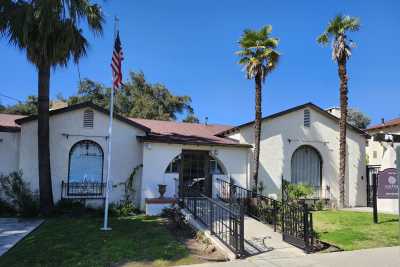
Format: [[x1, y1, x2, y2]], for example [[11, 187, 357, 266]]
[[377, 168, 399, 199]]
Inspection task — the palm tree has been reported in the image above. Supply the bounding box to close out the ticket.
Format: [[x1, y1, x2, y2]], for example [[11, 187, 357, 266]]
[[237, 25, 280, 193], [317, 15, 360, 208], [0, 0, 104, 214]]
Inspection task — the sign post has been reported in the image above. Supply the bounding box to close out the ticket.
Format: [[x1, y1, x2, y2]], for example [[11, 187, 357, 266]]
[[396, 147, 400, 241], [372, 173, 378, 224]]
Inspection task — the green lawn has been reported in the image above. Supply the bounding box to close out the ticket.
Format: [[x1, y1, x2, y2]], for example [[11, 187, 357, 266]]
[[313, 210, 400, 251], [0, 215, 203, 267]]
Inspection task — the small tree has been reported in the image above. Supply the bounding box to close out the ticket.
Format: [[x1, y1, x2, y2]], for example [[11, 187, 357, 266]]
[[348, 108, 371, 129]]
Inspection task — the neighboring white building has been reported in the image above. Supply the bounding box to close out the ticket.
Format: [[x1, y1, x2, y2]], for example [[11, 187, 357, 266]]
[[365, 118, 400, 214], [219, 103, 369, 207], [366, 118, 400, 166], [0, 102, 369, 209]]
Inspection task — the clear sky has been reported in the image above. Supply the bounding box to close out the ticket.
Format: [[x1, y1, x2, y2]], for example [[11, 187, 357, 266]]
[[1, 0, 399, 126]]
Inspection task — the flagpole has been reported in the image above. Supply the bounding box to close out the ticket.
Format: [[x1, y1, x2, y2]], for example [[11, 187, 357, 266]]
[[102, 16, 119, 231]]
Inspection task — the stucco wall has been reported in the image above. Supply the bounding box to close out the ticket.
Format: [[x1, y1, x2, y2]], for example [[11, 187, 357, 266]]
[[0, 131, 20, 176], [18, 108, 145, 205], [228, 107, 367, 207], [366, 126, 400, 166], [140, 142, 250, 209]]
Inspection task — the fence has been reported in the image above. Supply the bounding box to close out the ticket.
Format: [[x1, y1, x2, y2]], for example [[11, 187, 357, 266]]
[[216, 178, 315, 252], [216, 178, 281, 232], [180, 195, 245, 257]]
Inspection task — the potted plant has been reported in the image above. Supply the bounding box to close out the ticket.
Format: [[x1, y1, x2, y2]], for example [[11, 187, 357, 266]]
[[158, 184, 167, 198]]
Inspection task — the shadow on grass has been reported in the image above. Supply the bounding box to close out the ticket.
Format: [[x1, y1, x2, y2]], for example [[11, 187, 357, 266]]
[[378, 218, 399, 224]]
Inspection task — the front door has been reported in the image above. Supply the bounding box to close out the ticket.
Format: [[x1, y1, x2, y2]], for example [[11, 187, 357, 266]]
[[179, 150, 211, 197]]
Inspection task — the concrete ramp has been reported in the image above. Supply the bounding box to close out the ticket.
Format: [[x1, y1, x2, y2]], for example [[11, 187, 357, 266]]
[[243, 216, 304, 258]]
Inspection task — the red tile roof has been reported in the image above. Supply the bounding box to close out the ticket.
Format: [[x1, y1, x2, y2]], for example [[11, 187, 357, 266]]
[[130, 118, 249, 147], [0, 114, 25, 132], [367, 118, 400, 131]]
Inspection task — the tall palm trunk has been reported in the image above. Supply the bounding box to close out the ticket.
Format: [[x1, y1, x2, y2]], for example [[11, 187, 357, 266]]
[[253, 73, 262, 193], [338, 59, 348, 208], [38, 63, 54, 215]]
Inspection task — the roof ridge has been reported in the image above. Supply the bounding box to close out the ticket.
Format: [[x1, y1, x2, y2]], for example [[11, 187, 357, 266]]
[[129, 117, 233, 128]]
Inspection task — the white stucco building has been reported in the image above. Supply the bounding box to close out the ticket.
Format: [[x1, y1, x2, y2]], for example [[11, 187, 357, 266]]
[[365, 118, 400, 213], [220, 103, 369, 207], [0, 101, 369, 209]]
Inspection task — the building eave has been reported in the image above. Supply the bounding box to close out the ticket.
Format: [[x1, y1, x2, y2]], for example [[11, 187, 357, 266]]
[[218, 102, 370, 138], [14, 102, 151, 133]]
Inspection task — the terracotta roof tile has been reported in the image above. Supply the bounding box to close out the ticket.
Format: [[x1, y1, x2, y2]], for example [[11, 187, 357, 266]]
[[367, 117, 400, 131], [0, 113, 25, 131], [130, 118, 245, 146]]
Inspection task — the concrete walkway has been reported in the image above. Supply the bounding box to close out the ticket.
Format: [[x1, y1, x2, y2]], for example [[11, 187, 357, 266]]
[[178, 246, 400, 267], [243, 216, 304, 258], [0, 218, 43, 256]]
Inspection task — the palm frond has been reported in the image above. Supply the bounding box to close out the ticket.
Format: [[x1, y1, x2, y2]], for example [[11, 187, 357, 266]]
[[237, 24, 280, 82], [317, 14, 360, 61]]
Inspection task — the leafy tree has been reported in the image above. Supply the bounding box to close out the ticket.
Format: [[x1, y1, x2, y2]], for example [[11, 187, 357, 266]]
[[317, 15, 360, 208], [2, 96, 38, 115], [348, 108, 370, 129], [0, 0, 104, 214], [182, 113, 200, 123], [68, 71, 196, 121], [237, 25, 280, 192]]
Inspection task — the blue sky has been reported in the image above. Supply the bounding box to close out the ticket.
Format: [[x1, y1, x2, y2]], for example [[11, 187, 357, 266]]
[[1, 0, 399, 126]]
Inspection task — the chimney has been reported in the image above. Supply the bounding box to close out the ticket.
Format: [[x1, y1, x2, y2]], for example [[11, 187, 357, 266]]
[[381, 118, 385, 124], [204, 116, 208, 126]]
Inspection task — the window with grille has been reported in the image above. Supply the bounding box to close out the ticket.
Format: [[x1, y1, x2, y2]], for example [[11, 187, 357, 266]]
[[304, 109, 310, 127], [83, 109, 94, 128]]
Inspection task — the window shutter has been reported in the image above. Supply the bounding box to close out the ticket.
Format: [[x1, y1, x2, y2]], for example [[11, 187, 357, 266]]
[[83, 109, 94, 128]]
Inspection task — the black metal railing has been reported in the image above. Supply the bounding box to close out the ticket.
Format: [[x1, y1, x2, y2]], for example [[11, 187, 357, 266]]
[[216, 178, 281, 232], [281, 202, 314, 252], [61, 181, 106, 199], [180, 195, 245, 258], [282, 180, 314, 252], [216, 178, 315, 252]]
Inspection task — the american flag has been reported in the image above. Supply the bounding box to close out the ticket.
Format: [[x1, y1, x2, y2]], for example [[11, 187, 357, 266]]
[[111, 32, 124, 89]]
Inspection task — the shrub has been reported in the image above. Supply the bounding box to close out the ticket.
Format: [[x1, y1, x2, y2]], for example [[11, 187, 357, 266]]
[[313, 200, 326, 211], [0, 198, 16, 216], [286, 183, 314, 203], [53, 199, 86, 215], [110, 200, 138, 217], [161, 206, 187, 229], [0, 171, 39, 217]]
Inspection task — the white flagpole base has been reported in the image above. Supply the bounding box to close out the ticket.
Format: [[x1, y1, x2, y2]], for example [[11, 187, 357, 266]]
[[100, 227, 112, 231]]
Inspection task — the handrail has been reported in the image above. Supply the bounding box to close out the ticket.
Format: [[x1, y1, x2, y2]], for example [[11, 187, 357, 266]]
[[180, 194, 245, 258], [216, 178, 315, 252]]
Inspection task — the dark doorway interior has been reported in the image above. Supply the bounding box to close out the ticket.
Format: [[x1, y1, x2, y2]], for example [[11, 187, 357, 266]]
[[179, 150, 211, 197]]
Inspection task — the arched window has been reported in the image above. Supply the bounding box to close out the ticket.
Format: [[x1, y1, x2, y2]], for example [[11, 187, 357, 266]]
[[165, 154, 225, 175], [291, 145, 322, 187], [68, 140, 104, 183]]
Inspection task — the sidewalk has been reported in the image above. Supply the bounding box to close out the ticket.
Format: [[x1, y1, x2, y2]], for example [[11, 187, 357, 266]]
[[242, 216, 304, 258], [0, 218, 43, 256], [178, 246, 400, 267]]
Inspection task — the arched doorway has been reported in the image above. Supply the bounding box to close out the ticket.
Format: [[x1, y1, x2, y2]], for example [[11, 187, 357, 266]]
[[164, 150, 226, 197], [291, 145, 322, 187]]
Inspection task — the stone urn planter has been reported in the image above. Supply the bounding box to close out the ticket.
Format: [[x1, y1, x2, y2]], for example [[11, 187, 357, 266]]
[[158, 184, 167, 198]]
